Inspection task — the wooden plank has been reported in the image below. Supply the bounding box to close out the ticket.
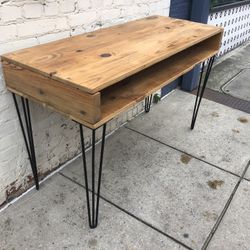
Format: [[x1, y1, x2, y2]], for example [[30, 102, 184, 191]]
[[1, 16, 223, 94], [91, 33, 221, 128], [2, 61, 101, 125]]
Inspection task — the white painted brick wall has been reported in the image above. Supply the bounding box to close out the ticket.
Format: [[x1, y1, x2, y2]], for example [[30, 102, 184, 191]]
[[0, 0, 170, 207], [23, 3, 43, 18]]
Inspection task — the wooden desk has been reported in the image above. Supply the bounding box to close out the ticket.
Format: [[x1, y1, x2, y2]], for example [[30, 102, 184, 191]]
[[1, 16, 223, 228]]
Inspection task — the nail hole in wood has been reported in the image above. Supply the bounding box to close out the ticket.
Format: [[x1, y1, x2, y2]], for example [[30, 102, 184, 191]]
[[76, 49, 83, 52], [100, 53, 112, 58]]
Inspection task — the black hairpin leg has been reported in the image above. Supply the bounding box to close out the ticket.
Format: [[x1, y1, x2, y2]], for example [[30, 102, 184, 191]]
[[145, 94, 153, 113], [79, 123, 106, 229], [191, 56, 215, 130], [12, 94, 39, 190]]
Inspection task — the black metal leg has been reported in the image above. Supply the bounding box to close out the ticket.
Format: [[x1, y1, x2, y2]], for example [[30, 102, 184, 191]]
[[191, 56, 215, 130], [79, 123, 106, 229], [145, 94, 153, 113], [12, 94, 39, 190]]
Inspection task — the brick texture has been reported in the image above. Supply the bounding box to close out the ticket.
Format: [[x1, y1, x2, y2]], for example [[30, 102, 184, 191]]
[[0, 0, 170, 207]]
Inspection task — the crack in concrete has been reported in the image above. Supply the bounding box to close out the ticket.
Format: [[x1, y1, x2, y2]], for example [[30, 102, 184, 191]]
[[202, 160, 250, 249]]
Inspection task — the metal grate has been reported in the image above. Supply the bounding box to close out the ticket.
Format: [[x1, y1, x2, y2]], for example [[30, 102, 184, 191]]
[[191, 87, 250, 114]]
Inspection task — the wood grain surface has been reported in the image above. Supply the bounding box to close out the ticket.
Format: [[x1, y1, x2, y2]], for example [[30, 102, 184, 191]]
[[2, 61, 101, 125], [1, 16, 223, 128], [99, 35, 221, 125], [2, 15, 223, 94]]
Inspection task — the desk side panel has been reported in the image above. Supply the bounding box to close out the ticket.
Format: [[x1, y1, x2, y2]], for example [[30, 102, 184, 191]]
[[209, 30, 223, 52], [2, 61, 101, 125]]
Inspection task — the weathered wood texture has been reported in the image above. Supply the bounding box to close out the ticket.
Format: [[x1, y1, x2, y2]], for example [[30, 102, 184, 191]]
[[2, 16, 222, 93], [2, 61, 101, 125], [1, 16, 223, 128], [100, 33, 222, 128]]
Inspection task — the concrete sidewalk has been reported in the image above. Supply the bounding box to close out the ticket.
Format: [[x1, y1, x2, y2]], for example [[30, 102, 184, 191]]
[[0, 90, 249, 250], [207, 42, 250, 102]]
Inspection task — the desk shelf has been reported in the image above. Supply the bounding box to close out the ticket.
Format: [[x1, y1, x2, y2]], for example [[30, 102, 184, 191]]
[[97, 33, 221, 128]]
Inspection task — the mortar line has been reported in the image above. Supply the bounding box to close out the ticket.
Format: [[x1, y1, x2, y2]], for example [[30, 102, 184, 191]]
[[124, 126, 241, 179], [202, 160, 250, 249], [59, 172, 193, 250]]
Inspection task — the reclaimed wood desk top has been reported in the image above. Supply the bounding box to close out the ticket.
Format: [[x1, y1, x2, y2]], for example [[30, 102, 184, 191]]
[[1, 16, 223, 128], [2, 16, 222, 94]]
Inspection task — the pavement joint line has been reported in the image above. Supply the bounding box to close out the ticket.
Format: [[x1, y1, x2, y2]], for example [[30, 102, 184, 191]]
[[201, 160, 250, 250], [124, 126, 241, 179], [59, 172, 194, 250], [219, 69, 244, 95], [0, 120, 130, 213], [243, 177, 250, 182]]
